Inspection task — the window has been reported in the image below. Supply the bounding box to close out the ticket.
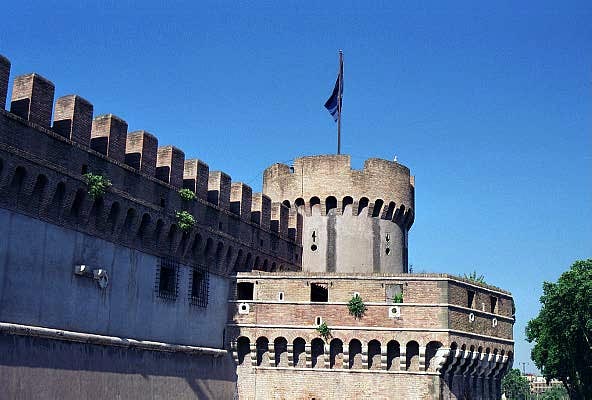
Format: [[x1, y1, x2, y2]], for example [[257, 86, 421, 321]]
[[385, 284, 403, 302], [467, 290, 475, 308], [310, 283, 328, 302], [237, 282, 254, 300], [157, 258, 178, 300], [189, 268, 209, 307], [278, 292, 284, 301], [490, 296, 498, 314]]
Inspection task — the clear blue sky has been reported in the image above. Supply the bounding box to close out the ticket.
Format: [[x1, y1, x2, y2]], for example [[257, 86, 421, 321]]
[[2, 1, 591, 373]]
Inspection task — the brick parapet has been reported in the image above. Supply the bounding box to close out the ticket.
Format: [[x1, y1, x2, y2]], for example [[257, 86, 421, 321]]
[[10, 73, 55, 128], [90, 114, 128, 162], [0, 132, 300, 276], [229, 274, 514, 341], [0, 107, 300, 275], [125, 130, 158, 176], [233, 271, 512, 296], [0, 54, 300, 273], [155, 145, 185, 187], [263, 154, 415, 229], [53, 95, 93, 146]]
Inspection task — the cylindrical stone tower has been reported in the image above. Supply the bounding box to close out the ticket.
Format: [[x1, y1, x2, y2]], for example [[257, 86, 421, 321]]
[[263, 155, 415, 274]]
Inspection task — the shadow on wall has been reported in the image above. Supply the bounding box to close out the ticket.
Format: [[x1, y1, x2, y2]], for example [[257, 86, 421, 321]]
[[0, 333, 237, 400]]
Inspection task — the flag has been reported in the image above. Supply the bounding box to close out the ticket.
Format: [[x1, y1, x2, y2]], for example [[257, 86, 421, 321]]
[[324, 53, 343, 122]]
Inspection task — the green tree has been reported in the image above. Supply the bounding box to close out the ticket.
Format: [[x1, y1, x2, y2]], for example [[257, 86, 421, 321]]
[[502, 368, 531, 400], [526, 259, 592, 400], [539, 386, 569, 400]]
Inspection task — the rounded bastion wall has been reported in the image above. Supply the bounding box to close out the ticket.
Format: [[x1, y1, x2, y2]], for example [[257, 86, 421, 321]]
[[263, 155, 415, 274]]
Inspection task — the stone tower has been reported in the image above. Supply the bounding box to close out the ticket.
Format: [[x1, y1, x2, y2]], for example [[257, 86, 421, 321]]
[[263, 154, 415, 274]]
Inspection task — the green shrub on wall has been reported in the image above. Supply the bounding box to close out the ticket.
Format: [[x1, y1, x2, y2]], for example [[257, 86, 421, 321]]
[[348, 294, 367, 318], [83, 172, 112, 199], [316, 322, 332, 341], [175, 210, 195, 232], [393, 292, 404, 303], [178, 188, 196, 202]]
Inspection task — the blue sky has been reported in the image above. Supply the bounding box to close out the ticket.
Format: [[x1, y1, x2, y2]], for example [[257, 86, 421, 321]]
[[2, 1, 591, 373]]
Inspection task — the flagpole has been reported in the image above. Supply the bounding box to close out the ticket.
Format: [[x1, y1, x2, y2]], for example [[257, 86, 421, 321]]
[[337, 50, 343, 155]]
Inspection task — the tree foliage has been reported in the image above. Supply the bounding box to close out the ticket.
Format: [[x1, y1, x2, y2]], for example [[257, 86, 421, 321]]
[[539, 386, 568, 400], [526, 259, 592, 400], [502, 368, 531, 400]]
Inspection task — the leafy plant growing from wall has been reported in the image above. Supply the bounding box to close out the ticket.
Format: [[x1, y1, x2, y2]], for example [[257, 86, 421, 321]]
[[175, 210, 195, 232], [316, 322, 332, 341], [392, 292, 404, 303], [463, 270, 486, 284], [347, 294, 367, 319], [83, 172, 112, 199], [178, 188, 196, 202]]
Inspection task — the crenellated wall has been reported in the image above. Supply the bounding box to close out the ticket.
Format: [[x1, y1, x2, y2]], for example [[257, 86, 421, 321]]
[[263, 154, 415, 222], [0, 54, 302, 276]]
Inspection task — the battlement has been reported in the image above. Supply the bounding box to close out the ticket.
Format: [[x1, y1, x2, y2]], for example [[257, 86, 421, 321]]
[[0, 54, 301, 274], [263, 154, 415, 229]]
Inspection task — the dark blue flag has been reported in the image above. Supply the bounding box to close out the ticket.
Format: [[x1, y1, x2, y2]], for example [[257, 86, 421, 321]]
[[324, 54, 343, 122]]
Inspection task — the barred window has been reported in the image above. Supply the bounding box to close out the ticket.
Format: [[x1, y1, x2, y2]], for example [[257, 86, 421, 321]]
[[189, 268, 209, 307], [156, 257, 179, 300]]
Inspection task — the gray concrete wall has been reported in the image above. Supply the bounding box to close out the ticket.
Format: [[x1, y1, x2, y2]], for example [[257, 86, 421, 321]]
[[302, 210, 406, 274], [0, 208, 229, 348], [0, 333, 237, 400]]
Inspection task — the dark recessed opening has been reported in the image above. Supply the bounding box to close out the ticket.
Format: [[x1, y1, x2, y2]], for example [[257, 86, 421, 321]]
[[160, 198, 166, 207], [190, 269, 209, 307], [310, 283, 328, 302], [311, 244, 317, 251], [467, 290, 475, 308], [237, 282, 254, 300], [81, 164, 88, 174], [490, 296, 498, 314], [385, 248, 391, 255], [158, 263, 177, 299]]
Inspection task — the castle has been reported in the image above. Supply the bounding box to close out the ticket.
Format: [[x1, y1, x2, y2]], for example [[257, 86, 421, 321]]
[[0, 54, 514, 399]]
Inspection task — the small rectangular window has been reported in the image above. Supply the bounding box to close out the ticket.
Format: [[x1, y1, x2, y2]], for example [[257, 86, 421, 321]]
[[467, 290, 475, 308], [189, 268, 209, 307], [310, 283, 328, 302], [157, 258, 178, 300], [385, 284, 403, 302], [237, 282, 254, 300], [490, 296, 498, 314]]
